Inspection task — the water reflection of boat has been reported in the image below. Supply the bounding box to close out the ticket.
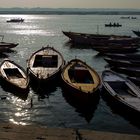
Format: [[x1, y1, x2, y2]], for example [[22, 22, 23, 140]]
[[62, 86, 100, 122]]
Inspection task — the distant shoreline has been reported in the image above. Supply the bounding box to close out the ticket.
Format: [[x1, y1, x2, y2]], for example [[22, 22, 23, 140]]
[[0, 8, 140, 15]]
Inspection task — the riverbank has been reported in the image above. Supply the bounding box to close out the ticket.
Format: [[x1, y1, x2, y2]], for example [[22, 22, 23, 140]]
[[0, 123, 140, 140]]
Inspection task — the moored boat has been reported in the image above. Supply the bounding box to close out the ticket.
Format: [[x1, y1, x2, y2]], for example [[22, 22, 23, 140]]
[[27, 46, 65, 83], [102, 70, 140, 114], [93, 46, 138, 54], [0, 35, 18, 52], [104, 57, 140, 67], [132, 30, 140, 37], [112, 66, 140, 77], [61, 59, 101, 95], [105, 53, 140, 60], [62, 31, 134, 46], [0, 59, 29, 91]]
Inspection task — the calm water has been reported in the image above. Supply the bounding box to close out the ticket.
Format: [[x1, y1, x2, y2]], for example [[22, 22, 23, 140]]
[[0, 14, 140, 134]]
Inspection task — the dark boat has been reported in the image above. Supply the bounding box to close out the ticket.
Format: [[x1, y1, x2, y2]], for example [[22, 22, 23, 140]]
[[104, 57, 140, 67], [112, 66, 140, 77], [93, 46, 138, 54], [105, 53, 140, 60], [102, 70, 140, 114], [6, 18, 24, 23], [105, 23, 122, 27], [0, 59, 29, 91], [0, 35, 18, 52], [128, 77, 140, 86], [132, 30, 140, 37], [27, 46, 65, 83], [61, 59, 101, 95], [62, 31, 134, 46]]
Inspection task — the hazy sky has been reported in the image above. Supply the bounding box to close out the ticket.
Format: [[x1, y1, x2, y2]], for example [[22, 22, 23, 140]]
[[0, 0, 140, 9]]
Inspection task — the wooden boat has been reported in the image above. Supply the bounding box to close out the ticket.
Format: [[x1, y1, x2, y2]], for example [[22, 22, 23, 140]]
[[132, 30, 140, 37], [27, 46, 65, 82], [93, 46, 138, 54], [0, 35, 18, 52], [62, 31, 134, 46], [105, 53, 140, 60], [102, 70, 140, 114], [104, 57, 140, 67], [0, 59, 29, 91], [6, 18, 24, 23], [128, 77, 140, 86], [112, 66, 140, 77], [61, 59, 101, 95], [105, 23, 122, 27]]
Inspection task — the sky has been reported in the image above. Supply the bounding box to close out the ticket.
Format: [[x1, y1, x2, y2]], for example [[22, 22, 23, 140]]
[[0, 0, 140, 9]]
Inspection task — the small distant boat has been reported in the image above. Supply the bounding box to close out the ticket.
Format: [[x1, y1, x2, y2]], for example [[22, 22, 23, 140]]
[[105, 23, 122, 27], [102, 70, 140, 114], [0, 59, 29, 91], [132, 30, 140, 37], [6, 18, 24, 23], [27, 46, 65, 82], [0, 35, 18, 52], [61, 59, 101, 95]]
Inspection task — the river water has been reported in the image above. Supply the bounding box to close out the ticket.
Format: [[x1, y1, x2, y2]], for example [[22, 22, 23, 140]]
[[0, 14, 140, 134]]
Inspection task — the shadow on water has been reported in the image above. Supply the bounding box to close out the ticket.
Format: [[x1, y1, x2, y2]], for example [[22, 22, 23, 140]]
[[29, 77, 60, 100], [101, 88, 140, 129], [0, 78, 29, 101], [61, 86, 100, 123]]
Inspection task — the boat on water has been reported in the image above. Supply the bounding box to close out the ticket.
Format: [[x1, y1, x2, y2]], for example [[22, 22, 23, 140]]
[[102, 70, 140, 114], [0, 35, 18, 52], [6, 18, 24, 23], [93, 46, 138, 54], [27, 46, 65, 83], [105, 22, 122, 27], [62, 31, 139, 46], [112, 66, 140, 77], [61, 59, 101, 95], [105, 53, 140, 60], [132, 30, 140, 37], [128, 77, 140, 86], [0, 59, 29, 92], [104, 57, 140, 67]]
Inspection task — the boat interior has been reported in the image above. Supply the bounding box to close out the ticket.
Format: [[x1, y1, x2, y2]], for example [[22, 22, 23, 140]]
[[33, 55, 58, 68], [4, 68, 23, 79], [106, 81, 138, 98], [68, 64, 93, 84]]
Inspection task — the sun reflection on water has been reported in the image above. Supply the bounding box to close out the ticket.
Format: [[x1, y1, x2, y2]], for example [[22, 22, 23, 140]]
[[8, 95, 32, 126]]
